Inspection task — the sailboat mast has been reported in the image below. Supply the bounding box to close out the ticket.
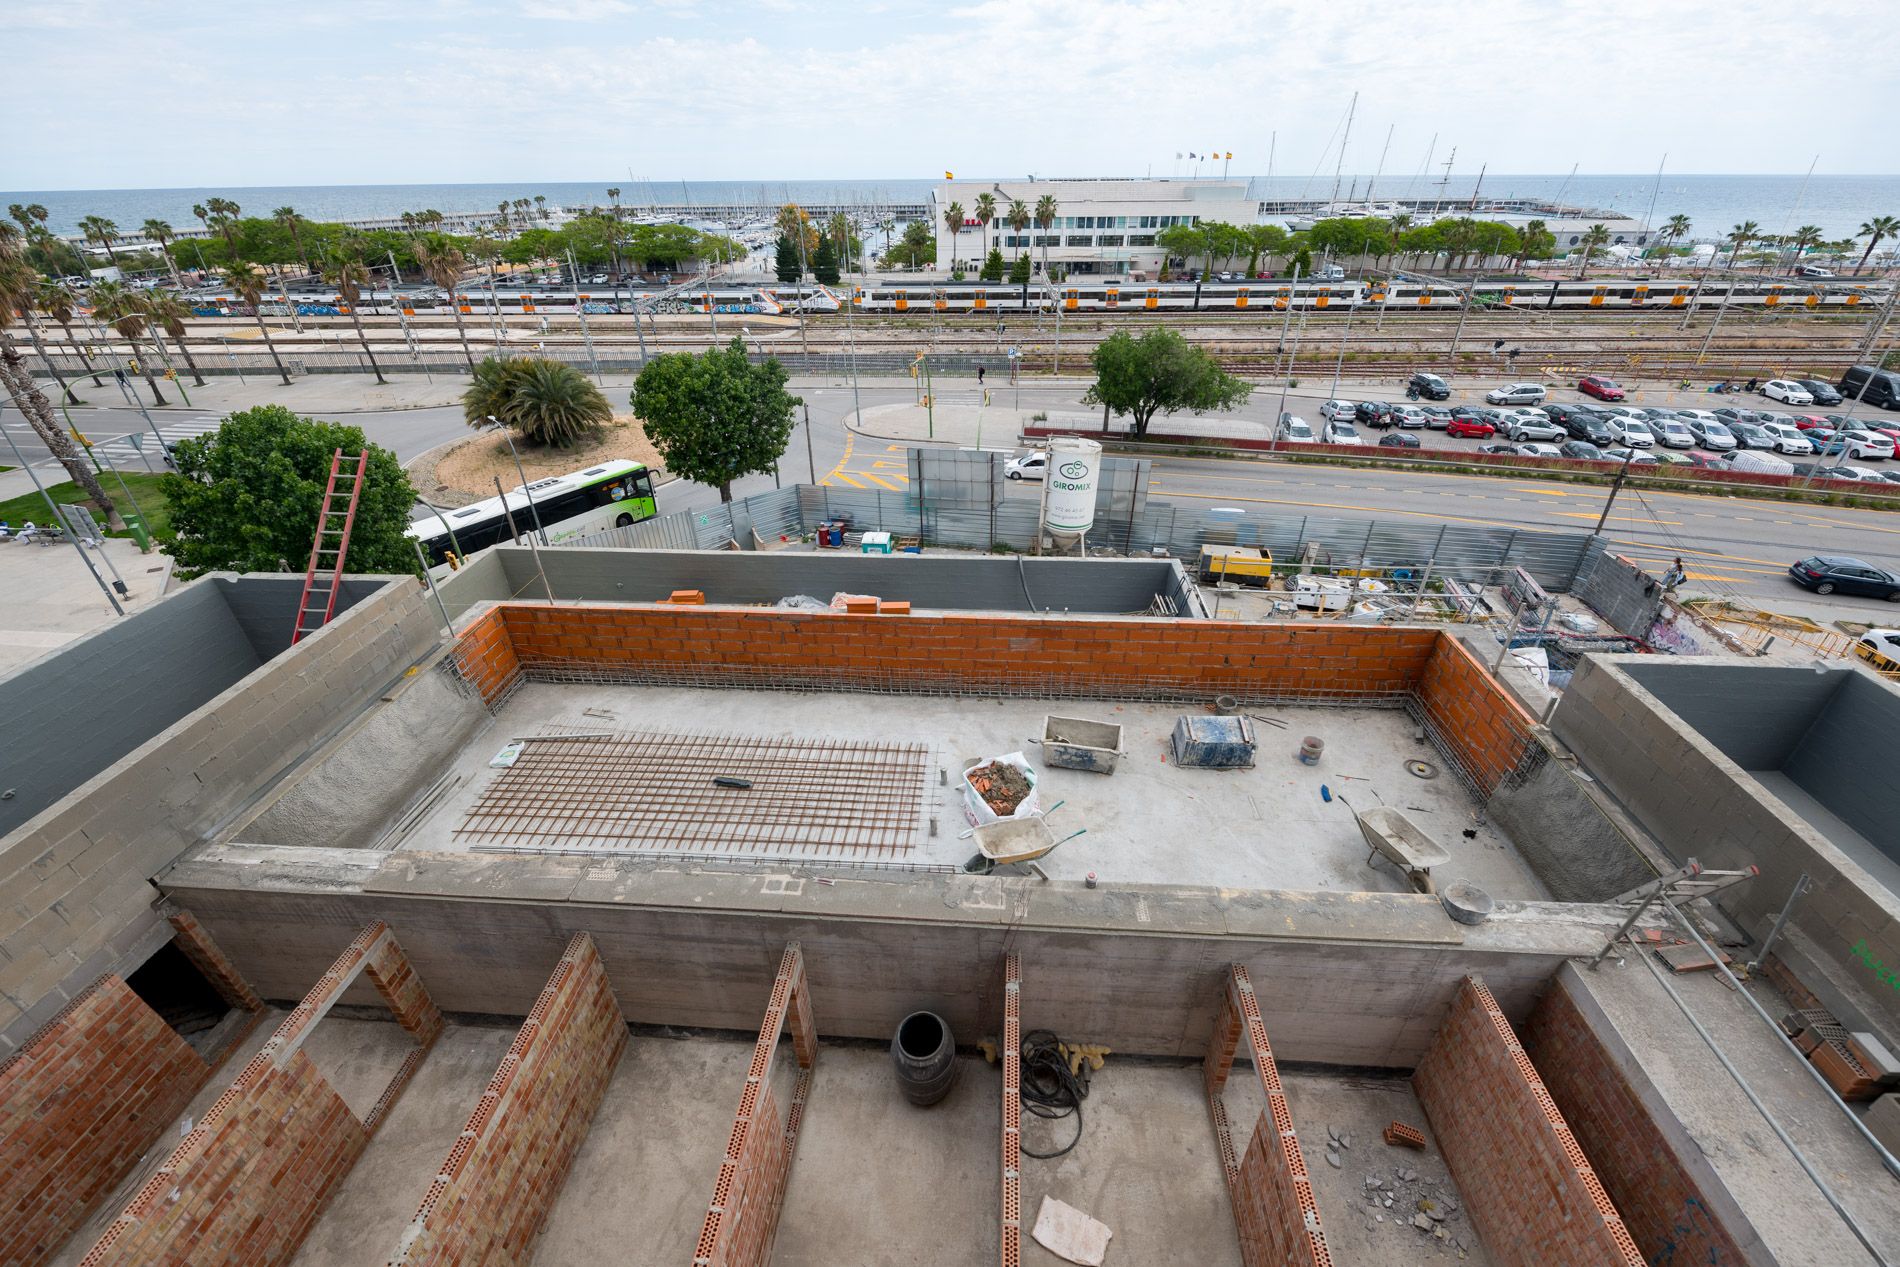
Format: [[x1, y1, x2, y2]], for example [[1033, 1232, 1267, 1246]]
[[1329, 92, 1358, 206], [1366, 124, 1394, 203]]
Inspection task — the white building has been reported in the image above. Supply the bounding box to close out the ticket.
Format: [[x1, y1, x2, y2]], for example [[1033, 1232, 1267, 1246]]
[[930, 178, 1255, 279]]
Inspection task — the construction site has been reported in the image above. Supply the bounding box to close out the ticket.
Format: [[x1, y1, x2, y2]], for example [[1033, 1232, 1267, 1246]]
[[6, 452, 1900, 1267]]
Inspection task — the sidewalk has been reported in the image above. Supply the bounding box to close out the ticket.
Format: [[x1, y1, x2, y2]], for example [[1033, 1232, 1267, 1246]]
[[0, 536, 174, 674], [849, 401, 1276, 448]]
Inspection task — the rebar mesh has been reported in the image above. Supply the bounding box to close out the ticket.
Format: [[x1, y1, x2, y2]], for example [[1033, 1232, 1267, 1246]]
[[455, 730, 935, 857]]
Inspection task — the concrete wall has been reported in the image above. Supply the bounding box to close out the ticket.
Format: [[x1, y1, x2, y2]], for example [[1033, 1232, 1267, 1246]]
[[1412, 976, 1644, 1267], [1486, 742, 1657, 903], [0, 577, 444, 1056], [0, 582, 262, 838], [1780, 674, 1900, 855], [214, 575, 383, 660], [1573, 547, 1664, 640], [1621, 660, 1841, 771], [475, 548, 1195, 617], [158, 845, 1620, 1067], [391, 933, 626, 1266], [1523, 965, 1761, 1266], [1552, 656, 1900, 1033], [0, 976, 211, 1267]]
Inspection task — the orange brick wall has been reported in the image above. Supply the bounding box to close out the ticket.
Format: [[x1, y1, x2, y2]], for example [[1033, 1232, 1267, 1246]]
[[1413, 977, 1643, 1267], [451, 606, 523, 703], [1415, 635, 1541, 794], [390, 933, 627, 1266], [1522, 979, 1749, 1266], [0, 977, 210, 1267], [168, 910, 265, 1013]]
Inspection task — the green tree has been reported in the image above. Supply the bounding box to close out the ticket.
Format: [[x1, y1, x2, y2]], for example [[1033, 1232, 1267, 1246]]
[[463, 357, 611, 447], [415, 238, 476, 370], [0, 256, 122, 525], [1009, 252, 1031, 284], [1656, 214, 1692, 259], [1726, 220, 1760, 271], [162, 406, 418, 579], [632, 337, 800, 502], [1033, 195, 1058, 280], [942, 201, 964, 273], [1288, 247, 1313, 279], [1244, 223, 1288, 275], [1154, 224, 1204, 279], [974, 192, 996, 260], [1007, 198, 1029, 246], [774, 234, 801, 283], [0, 251, 84, 408], [1575, 224, 1612, 278], [204, 197, 241, 255], [142, 219, 181, 283], [229, 266, 294, 386], [1515, 219, 1555, 267], [145, 290, 208, 386], [88, 281, 168, 404], [980, 246, 1006, 282], [811, 235, 840, 285], [77, 215, 123, 271], [324, 255, 388, 385], [36, 278, 102, 386], [1788, 224, 1824, 272], [1082, 328, 1251, 438], [1854, 216, 1898, 275], [880, 221, 936, 269], [275, 206, 311, 272]]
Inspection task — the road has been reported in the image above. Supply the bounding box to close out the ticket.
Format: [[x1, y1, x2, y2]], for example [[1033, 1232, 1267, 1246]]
[[8, 376, 1900, 609]]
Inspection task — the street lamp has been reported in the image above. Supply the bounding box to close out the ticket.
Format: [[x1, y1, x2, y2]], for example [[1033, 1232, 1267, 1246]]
[[483, 414, 547, 544]]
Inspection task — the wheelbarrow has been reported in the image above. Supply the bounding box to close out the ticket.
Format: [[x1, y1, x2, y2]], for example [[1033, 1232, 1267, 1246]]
[[962, 812, 1087, 878], [1342, 798, 1451, 894]]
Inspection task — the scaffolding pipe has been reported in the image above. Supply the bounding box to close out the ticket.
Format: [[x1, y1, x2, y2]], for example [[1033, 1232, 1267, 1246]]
[[1634, 937, 1893, 1267]]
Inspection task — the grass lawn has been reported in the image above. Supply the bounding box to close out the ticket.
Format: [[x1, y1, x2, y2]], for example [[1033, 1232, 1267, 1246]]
[[0, 471, 172, 541]]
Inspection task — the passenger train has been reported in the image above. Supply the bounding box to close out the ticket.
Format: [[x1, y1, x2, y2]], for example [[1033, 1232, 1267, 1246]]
[[173, 276, 1891, 320]]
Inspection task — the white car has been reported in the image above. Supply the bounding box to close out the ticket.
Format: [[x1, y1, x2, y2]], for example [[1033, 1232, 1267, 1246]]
[[1276, 413, 1316, 443], [1390, 404, 1430, 429], [1514, 442, 1562, 458], [1004, 453, 1046, 480], [1605, 417, 1655, 448], [1319, 399, 1358, 422], [1840, 429, 1897, 461], [1763, 380, 1815, 405], [1486, 383, 1547, 405], [1597, 405, 1648, 421], [1673, 409, 1723, 429], [1684, 418, 1738, 451], [1758, 422, 1815, 455], [1323, 418, 1363, 445], [1648, 418, 1696, 448], [1502, 412, 1563, 442]]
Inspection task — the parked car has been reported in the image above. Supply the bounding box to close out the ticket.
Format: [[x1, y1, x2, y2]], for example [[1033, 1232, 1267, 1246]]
[[1276, 413, 1316, 442], [1853, 628, 1900, 673], [1602, 447, 1659, 465], [1649, 450, 1698, 466], [1792, 461, 1866, 481], [1390, 404, 1431, 429], [1407, 372, 1451, 400], [1560, 440, 1605, 460], [1839, 365, 1900, 410], [1355, 400, 1395, 427], [1514, 443, 1563, 458], [1320, 399, 1357, 422], [1485, 383, 1547, 405], [1723, 419, 1774, 449], [1763, 379, 1815, 405], [1420, 406, 1456, 429], [1446, 417, 1496, 439], [1548, 406, 1615, 445], [1323, 418, 1363, 445], [1578, 375, 1626, 401], [1725, 450, 1797, 475], [1379, 432, 1421, 448], [1714, 407, 1771, 430], [1796, 379, 1844, 406], [1004, 453, 1046, 481], [1503, 413, 1563, 442], [1604, 417, 1655, 448], [1839, 429, 1897, 461], [1477, 442, 1519, 455], [1758, 422, 1816, 455], [1597, 405, 1649, 422], [1788, 555, 1900, 601], [1682, 417, 1737, 450]]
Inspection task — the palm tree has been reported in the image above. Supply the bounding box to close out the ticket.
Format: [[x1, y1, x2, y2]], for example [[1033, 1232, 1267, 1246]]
[[416, 239, 476, 371], [36, 279, 102, 386], [974, 193, 996, 262], [229, 266, 293, 386], [495, 200, 511, 232], [0, 256, 123, 527], [324, 256, 388, 385], [1787, 225, 1824, 273], [607, 187, 621, 220], [1660, 214, 1692, 258], [942, 202, 964, 274], [144, 291, 207, 386], [0, 255, 82, 405], [1855, 216, 1899, 275], [141, 219, 181, 284], [88, 281, 167, 404], [1726, 221, 1759, 271], [274, 207, 310, 273], [509, 358, 611, 446], [77, 216, 123, 270], [205, 198, 241, 255], [534, 194, 548, 222], [1034, 195, 1058, 280], [1575, 224, 1611, 279]]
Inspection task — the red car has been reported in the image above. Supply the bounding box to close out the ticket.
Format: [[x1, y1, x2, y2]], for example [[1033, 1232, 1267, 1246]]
[[1579, 375, 1626, 401], [1790, 414, 1832, 430], [1445, 418, 1496, 439]]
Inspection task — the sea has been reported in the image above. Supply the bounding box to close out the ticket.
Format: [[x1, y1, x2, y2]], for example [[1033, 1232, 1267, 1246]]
[[7, 175, 1898, 243]]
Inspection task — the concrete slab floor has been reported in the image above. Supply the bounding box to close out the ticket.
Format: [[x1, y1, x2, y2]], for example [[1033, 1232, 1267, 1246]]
[[378, 682, 1549, 900], [1570, 960, 1900, 1267], [290, 1022, 518, 1267]]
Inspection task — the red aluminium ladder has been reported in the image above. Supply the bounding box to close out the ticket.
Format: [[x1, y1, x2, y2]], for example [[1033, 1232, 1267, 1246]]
[[291, 448, 368, 644]]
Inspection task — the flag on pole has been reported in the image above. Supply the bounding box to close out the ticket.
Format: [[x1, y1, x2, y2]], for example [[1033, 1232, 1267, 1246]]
[[1225, 151, 1233, 159], [944, 171, 955, 179]]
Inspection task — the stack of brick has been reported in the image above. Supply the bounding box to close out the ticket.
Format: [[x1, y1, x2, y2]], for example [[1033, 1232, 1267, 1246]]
[[0, 977, 211, 1267], [390, 932, 628, 1265], [1413, 976, 1643, 1267]]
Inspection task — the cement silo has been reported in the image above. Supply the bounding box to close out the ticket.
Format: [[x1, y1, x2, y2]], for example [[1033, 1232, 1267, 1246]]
[[1040, 437, 1102, 549]]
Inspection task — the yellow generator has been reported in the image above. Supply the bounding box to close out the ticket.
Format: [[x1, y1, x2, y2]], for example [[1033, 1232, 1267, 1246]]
[[1198, 545, 1275, 586]]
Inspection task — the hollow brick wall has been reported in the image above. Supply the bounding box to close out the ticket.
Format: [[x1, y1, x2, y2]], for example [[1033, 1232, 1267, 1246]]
[[0, 976, 210, 1267], [1414, 634, 1542, 794], [1413, 977, 1644, 1267], [1522, 975, 1751, 1266], [390, 933, 627, 1266]]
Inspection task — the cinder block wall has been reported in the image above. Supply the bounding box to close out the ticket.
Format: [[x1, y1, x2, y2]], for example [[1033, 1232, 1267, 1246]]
[[1412, 976, 1644, 1267], [0, 577, 442, 1056], [1521, 966, 1757, 1266], [0, 977, 210, 1267], [390, 933, 627, 1265]]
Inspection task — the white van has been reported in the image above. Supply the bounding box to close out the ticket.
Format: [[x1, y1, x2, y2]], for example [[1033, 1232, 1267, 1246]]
[[1722, 450, 1796, 476], [1313, 264, 1347, 281]]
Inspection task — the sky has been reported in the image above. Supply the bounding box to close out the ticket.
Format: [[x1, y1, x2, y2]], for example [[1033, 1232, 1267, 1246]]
[[5, 0, 1897, 190]]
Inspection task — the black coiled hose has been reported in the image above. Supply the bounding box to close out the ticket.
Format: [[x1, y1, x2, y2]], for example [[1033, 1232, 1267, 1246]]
[[1019, 1029, 1090, 1159]]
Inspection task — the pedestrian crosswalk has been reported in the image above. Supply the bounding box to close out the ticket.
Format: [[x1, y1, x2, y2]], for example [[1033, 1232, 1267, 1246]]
[[0, 411, 223, 473]]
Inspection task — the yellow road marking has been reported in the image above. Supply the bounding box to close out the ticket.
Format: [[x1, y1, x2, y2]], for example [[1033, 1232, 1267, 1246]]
[[1526, 489, 1576, 497], [1149, 488, 1535, 532], [860, 472, 904, 491], [1549, 511, 1684, 526], [828, 472, 867, 489], [870, 460, 907, 469], [886, 444, 907, 452], [821, 431, 857, 486]]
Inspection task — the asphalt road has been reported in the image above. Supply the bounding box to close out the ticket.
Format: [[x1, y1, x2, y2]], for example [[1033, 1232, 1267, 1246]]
[[9, 376, 1900, 608]]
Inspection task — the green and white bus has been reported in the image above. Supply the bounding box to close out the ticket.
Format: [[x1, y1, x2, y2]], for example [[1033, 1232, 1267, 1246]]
[[409, 459, 658, 564]]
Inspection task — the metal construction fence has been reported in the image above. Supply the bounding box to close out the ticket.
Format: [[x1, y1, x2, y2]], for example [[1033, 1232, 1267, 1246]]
[[570, 483, 1603, 592]]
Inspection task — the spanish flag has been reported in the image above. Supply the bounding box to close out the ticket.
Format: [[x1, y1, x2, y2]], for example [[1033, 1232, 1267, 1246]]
[[944, 171, 954, 180]]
